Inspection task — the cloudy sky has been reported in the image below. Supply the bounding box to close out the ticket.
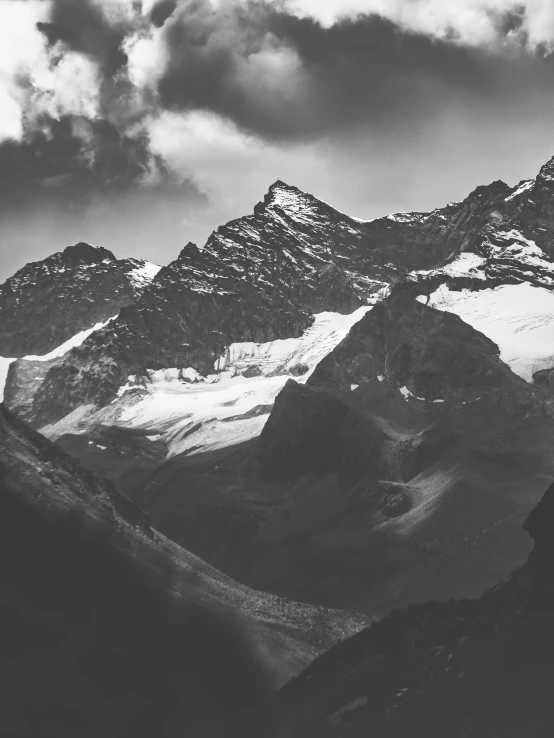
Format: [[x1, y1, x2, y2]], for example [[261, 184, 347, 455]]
[[2, 0, 554, 280]]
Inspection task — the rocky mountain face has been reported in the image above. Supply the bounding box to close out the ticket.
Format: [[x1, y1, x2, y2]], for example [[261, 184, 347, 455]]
[[5, 156, 554, 427], [10, 182, 380, 426], [308, 290, 533, 407], [0, 241, 160, 357], [280, 480, 554, 737]]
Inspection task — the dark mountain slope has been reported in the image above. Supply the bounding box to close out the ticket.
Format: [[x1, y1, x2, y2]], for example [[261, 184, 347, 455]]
[[281, 480, 554, 737], [0, 465, 280, 737], [118, 295, 554, 618], [308, 290, 533, 407], [0, 404, 368, 718]]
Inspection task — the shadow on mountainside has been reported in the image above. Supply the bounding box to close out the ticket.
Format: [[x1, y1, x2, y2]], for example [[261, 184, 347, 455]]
[[280, 480, 554, 737]]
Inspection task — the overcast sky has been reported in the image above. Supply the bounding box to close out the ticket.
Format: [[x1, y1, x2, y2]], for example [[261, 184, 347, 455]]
[[2, 0, 554, 280]]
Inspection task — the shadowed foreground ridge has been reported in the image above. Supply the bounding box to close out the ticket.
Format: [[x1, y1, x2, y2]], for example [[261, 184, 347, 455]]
[[0, 405, 289, 738], [281, 480, 554, 736]]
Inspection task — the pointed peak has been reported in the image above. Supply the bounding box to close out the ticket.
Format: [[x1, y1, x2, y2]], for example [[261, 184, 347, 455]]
[[536, 154, 554, 184], [464, 180, 510, 202], [254, 180, 310, 216], [176, 241, 204, 264], [268, 179, 296, 192], [265, 179, 306, 203], [177, 241, 200, 256]]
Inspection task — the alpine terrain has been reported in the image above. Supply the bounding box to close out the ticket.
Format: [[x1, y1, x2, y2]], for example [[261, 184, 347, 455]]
[[2, 154, 554, 734]]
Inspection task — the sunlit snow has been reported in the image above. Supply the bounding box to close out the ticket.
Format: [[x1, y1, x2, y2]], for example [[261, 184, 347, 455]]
[[24, 316, 117, 361], [414, 252, 487, 281], [114, 307, 371, 457], [215, 306, 370, 377], [505, 180, 534, 201], [127, 261, 161, 288]]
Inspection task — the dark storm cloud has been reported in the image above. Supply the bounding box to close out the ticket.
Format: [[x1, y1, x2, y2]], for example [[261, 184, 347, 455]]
[[36, 0, 133, 75], [150, 0, 178, 28], [0, 111, 206, 283], [0, 114, 199, 213], [154, 2, 554, 141], [0, 0, 196, 228]]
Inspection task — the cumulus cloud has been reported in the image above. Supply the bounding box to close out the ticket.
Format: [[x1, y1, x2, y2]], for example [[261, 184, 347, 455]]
[[0, 0, 49, 142]]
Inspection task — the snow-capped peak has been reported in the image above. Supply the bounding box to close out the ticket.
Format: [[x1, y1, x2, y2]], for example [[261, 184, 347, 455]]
[[253, 180, 368, 231], [260, 180, 309, 213], [536, 154, 554, 184]]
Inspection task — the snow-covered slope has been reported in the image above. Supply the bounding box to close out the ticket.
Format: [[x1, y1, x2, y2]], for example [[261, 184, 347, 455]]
[[215, 306, 371, 377], [23, 316, 117, 362], [418, 283, 554, 381], [43, 308, 372, 459], [127, 261, 162, 289]]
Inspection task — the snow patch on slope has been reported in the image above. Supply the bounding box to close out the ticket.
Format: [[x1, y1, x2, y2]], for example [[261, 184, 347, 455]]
[[119, 374, 287, 458], [384, 212, 429, 224], [505, 179, 534, 201], [485, 231, 554, 283], [110, 307, 371, 458], [23, 316, 118, 361], [127, 261, 161, 289], [215, 306, 371, 377], [415, 252, 487, 281], [413, 230, 554, 286], [419, 283, 554, 382]]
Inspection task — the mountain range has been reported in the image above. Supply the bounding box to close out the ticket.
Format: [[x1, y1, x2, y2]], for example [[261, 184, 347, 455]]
[[2, 154, 554, 734]]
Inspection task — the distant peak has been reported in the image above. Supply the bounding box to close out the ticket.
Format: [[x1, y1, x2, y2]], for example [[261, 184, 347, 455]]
[[177, 241, 200, 256], [176, 241, 203, 264], [61, 242, 115, 266], [465, 180, 509, 200], [536, 154, 554, 183]]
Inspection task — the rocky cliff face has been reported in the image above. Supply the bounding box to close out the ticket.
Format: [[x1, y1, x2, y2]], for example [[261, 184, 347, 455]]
[[254, 379, 387, 483]]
